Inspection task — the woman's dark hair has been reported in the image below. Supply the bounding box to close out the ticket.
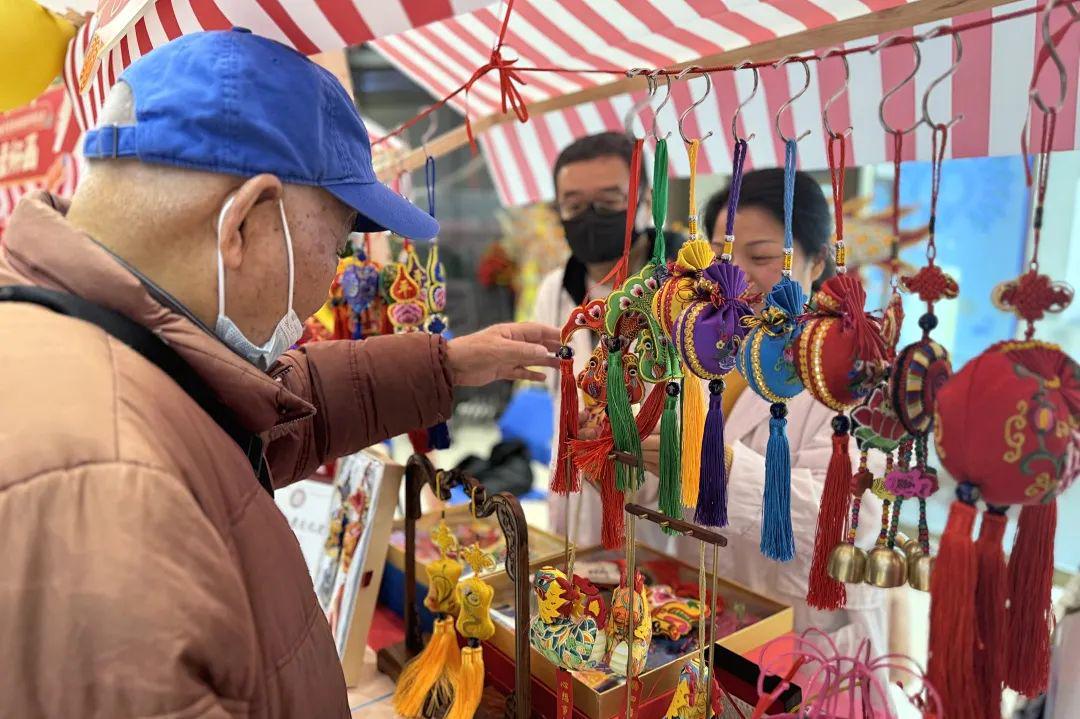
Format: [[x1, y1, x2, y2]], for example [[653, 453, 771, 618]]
[[702, 168, 835, 288]]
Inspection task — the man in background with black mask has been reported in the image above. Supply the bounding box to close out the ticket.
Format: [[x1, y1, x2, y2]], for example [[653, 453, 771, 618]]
[[533, 131, 683, 551]]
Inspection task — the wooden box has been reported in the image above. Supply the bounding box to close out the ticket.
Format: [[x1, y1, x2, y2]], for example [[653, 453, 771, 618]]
[[483, 543, 794, 719]]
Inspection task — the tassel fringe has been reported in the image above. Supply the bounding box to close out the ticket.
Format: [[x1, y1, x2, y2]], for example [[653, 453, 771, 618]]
[[606, 345, 641, 491], [427, 421, 452, 451], [928, 498, 979, 719], [806, 415, 851, 611], [695, 380, 728, 527], [552, 352, 580, 494], [446, 644, 485, 719], [974, 507, 1008, 717], [658, 385, 682, 529], [760, 405, 795, 562], [393, 616, 461, 718], [680, 376, 705, 509], [1004, 501, 1057, 697]]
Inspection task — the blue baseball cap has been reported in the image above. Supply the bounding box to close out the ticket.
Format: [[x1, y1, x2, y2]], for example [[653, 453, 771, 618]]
[[83, 28, 438, 240]]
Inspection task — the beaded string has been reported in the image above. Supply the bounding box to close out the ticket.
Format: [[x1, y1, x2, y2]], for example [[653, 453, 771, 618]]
[[876, 454, 895, 548], [1030, 110, 1057, 276], [887, 441, 913, 549], [845, 451, 869, 544], [826, 135, 848, 273], [914, 437, 933, 554], [720, 138, 749, 262], [782, 139, 797, 277]]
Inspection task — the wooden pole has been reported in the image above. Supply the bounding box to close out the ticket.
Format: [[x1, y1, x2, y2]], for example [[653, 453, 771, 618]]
[[374, 0, 1017, 181]]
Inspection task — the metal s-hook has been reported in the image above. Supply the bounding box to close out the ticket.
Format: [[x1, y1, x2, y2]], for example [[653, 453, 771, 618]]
[[649, 69, 673, 140], [773, 55, 811, 143], [623, 68, 656, 138], [920, 27, 964, 128], [820, 47, 853, 139], [676, 66, 714, 144], [1030, 0, 1076, 114], [731, 61, 760, 143], [871, 36, 924, 135]]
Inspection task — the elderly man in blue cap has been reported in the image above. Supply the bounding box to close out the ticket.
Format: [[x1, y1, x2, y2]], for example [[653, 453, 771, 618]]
[[0, 29, 557, 717]]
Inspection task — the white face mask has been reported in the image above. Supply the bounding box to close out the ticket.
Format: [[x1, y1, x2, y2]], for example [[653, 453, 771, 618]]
[[215, 196, 304, 371]]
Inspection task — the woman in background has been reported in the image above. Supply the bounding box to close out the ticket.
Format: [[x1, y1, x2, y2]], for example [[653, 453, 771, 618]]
[[674, 168, 893, 662]]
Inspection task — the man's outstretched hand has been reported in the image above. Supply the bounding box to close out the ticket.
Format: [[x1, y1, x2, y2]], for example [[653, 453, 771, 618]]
[[447, 322, 561, 387]]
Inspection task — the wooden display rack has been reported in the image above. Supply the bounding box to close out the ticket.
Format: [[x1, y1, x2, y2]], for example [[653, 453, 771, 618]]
[[376, 454, 531, 719]]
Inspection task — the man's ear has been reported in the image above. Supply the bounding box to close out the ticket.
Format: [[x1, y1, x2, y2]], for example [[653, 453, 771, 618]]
[[217, 174, 283, 270]]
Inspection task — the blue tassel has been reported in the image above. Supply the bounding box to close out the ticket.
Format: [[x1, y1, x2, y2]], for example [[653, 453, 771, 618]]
[[695, 379, 728, 527], [760, 403, 795, 561], [428, 421, 451, 450]]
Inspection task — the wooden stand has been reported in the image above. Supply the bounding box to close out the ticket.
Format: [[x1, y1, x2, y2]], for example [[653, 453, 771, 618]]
[[376, 454, 531, 719]]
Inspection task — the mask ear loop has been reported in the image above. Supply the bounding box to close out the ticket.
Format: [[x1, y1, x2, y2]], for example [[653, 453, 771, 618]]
[[216, 195, 237, 318], [278, 198, 296, 313]]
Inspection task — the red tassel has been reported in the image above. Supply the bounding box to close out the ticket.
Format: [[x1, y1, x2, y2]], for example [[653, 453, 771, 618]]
[[407, 428, 430, 455], [552, 353, 580, 494], [1004, 502, 1057, 697], [806, 416, 851, 611], [571, 387, 665, 482], [974, 508, 1008, 718], [598, 462, 625, 549], [928, 499, 979, 719]]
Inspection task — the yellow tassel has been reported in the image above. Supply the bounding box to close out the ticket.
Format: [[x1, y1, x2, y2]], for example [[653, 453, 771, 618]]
[[681, 374, 705, 509], [446, 644, 486, 719], [392, 617, 462, 718]]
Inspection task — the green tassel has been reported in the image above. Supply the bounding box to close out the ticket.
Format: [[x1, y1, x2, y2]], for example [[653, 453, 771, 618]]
[[659, 382, 682, 535], [606, 341, 641, 491]]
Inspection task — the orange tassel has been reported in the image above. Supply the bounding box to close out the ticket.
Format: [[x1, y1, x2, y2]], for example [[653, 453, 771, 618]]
[[928, 498, 979, 719], [1004, 502, 1057, 697], [446, 644, 486, 719], [598, 462, 625, 549], [552, 351, 580, 494], [806, 416, 851, 611], [392, 616, 461, 718], [974, 508, 1008, 718]]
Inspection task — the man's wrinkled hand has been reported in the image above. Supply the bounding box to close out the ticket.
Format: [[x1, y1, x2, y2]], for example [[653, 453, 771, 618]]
[[447, 322, 561, 387]]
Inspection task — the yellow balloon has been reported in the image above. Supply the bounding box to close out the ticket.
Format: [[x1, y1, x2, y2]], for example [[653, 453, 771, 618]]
[[0, 0, 76, 111]]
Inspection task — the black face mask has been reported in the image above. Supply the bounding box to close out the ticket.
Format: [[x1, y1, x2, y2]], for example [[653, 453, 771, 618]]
[[561, 208, 631, 265]]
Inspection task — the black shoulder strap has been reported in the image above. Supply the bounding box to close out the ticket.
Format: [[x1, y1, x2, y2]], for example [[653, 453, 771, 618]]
[[0, 285, 274, 496]]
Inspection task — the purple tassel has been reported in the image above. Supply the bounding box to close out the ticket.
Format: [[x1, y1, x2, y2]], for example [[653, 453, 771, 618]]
[[695, 378, 728, 527], [428, 421, 451, 450]]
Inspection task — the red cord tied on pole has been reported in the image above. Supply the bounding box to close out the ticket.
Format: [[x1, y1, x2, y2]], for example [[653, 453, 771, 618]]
[[463, 0, 529, 152]]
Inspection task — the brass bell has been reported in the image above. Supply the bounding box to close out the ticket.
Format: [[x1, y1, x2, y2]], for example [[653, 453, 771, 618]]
[[865, 546, 907, 588], [827, 543, 868, 584], [896, 535, 933, 592], [907, 550, 933, 592]]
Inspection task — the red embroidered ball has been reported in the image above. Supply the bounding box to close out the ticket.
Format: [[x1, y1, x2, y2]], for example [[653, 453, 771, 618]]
[[934, 340, 1079, 505], [794, 274, 888, 413]]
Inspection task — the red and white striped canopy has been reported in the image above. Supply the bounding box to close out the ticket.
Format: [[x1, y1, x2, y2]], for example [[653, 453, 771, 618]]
[[372, 0, 1080, 206], [62, 0, 495, 132]]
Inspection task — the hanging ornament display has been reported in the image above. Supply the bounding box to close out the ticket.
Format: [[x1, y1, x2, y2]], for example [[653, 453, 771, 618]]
[[674, 136, 759, 528], [929, 32, 1079, 716], [392, 517, 462, 717], [604, 135, 685, 521], [736, 136, 807, 562], [421, 157, 452, 450], [801, 70, 890, 610], [382, 239, 429, 334], [447, 540, 497, 719]]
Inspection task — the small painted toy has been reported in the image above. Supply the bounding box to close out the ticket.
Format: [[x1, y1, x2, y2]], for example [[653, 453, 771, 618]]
[[529, 566, 609, 670], [605, 570, 652, 677]]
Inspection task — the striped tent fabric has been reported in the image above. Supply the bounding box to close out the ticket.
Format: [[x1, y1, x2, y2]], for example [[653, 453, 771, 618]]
[[372, 0, 1080, 206], [63, 0, 496, 132]]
